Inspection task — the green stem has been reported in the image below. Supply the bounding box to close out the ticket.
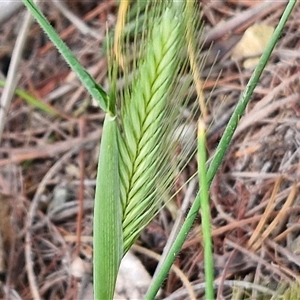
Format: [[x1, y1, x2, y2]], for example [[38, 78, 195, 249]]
[[197, 120, 214, 299], [145, 1, 296, 298]]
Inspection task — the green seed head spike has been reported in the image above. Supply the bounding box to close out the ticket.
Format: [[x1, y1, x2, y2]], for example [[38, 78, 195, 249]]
[[111, 0, 204, 254]]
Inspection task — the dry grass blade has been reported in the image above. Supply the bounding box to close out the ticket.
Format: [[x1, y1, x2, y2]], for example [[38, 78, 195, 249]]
[[248, 176, 282, 250], [252, 183, 297, 251], [132, 244, 197, 300]]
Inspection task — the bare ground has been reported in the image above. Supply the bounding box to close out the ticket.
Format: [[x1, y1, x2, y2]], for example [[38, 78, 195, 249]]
[[0, 1, 300, 299]]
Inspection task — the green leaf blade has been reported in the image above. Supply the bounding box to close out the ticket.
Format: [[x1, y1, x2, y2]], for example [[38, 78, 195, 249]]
[[22, 0, 109, 112]]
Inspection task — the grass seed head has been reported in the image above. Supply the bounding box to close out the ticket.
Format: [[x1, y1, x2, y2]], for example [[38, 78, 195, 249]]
[[113, 1, 202, 253]]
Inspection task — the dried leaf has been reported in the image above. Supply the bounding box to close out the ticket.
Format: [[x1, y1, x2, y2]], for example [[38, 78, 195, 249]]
[[231, 24, 274, 68]]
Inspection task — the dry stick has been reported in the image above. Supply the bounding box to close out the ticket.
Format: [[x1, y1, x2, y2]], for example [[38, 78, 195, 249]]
[[25, 149, 78, 300], [0, 0, 23, 24], [36, 215, 69, 297], [51, 0, 100, 39], [216, 246, 241, 300], [251, 71, 300, 113], [0, 4, 34, 145], [211, 212, 286, 239], [6, 5, 40, 299], [245, 183, 299, 217], [229, 171, 281, 179], [132, 245, 197, 300], [235, 70, 300, 136], [209, 208, 300, 280], [204, 0, 286, 46], [61, 62, 107, 113], [266, 239, 300, 272], [234, 93, 299, 137], [252, 248, 265, 300], [151, 178, 197, 291], [274, 223, 300, 243], [0, 128, 102, 166], [248, 177, 283, 250], [164, 280, 275, 300], [225, 239, 291, 282], [75, 118, 86, 257], [252, 183, 297, 251], [39, 0, 115, 55], [39, 272, 72, 297]]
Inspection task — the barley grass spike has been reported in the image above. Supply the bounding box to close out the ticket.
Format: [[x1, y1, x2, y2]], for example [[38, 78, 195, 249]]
[[116, 1, 199, 253]]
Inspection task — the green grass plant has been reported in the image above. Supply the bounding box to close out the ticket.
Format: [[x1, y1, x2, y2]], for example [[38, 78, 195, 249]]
[[145, 1, 297, 298], [21, 0, 297, 299], [197, 119, 214, 299]]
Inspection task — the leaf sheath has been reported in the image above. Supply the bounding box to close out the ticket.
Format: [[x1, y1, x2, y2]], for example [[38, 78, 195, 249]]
[[93, 115, 123, 299]]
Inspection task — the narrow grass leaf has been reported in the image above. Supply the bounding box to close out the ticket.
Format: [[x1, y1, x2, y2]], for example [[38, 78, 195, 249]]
[[146, 1, 297, 298], [0, 80, 65, 118], [22, 0, 109, 113]]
